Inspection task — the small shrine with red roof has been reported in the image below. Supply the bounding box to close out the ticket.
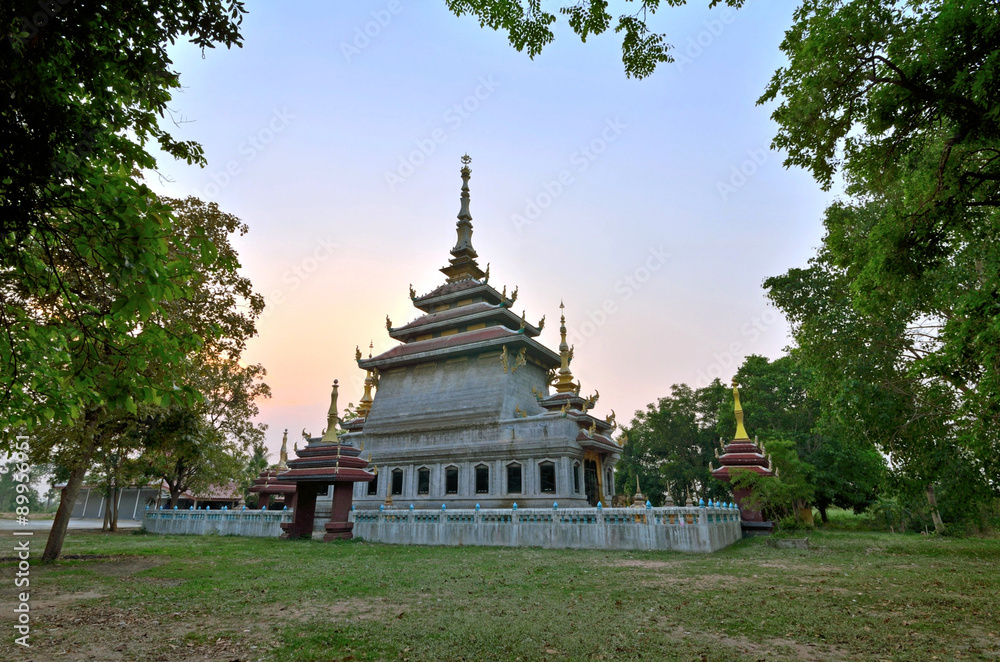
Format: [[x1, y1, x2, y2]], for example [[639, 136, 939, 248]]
[[276, 381, 376, 540], [247, 429, 296, 510], [710, 379, 776, 531], [345, 156, 621, 509]]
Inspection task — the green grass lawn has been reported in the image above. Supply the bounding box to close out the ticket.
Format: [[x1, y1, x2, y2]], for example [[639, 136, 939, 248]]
[[1, 529, 997, 661]]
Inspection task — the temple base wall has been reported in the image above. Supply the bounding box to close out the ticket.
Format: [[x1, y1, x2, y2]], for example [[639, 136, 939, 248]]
[[351, 506, 741, 553]]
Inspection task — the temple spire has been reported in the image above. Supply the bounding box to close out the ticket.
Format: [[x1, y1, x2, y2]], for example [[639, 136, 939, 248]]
[[553, 301, 578, 394], [321, 380, 340, 442], [277, 429, 289, 471], [357, 342, 376, 419], [732, 378, 750, 440], [440, 154, 486, 283]]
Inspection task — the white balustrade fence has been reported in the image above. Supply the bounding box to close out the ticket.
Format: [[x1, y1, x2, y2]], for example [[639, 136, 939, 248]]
[[142, 505, 743, 552], [351, 505, 742, 553], [143, 509, 292, 537]]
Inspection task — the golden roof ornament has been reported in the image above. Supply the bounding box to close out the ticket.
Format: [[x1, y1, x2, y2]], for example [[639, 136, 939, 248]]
[[441, 154, 485, 282], [357, 369, 375, 419], [732, 378, 750, 441], [385, 315, 392, 331], [301, 428, 310, 440], [510, 286, 518, 304], [537, 315, 545, 331], [409, 284, 416, 299], [484, 263, 490, 283], [355, 346, 362, 362], [277, 429, 289, 471], [320, 380, 340, 442], [553, 301, 579, 394]]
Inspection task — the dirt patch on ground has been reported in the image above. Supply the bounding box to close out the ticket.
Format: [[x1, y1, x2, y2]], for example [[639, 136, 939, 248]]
[[677, 626, 852, 661], [0, 601, 277, 662], [279, 596, 406, 623], [643, 573, 748, 590], [86, 555, 167, 577], [614, 559, 685, 569]]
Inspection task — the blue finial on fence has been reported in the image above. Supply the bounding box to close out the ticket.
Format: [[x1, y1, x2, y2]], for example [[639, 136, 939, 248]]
[[379, 504, 384, 512], [173, 506, 178, 510], [262, 505, 267, 511], [350, 504, 355, 511], [553, 502, 558, 510], [409, 504, 414, 511], [441, 503, 447, 510], [512, 503, 518, 510], [283, 505, 288, 511], [699, 498, 705, 507], [242, 505, 247, 511], [475, 503, 480, 511], [645, 500, 651, 509], [597, 502, 603, 510]]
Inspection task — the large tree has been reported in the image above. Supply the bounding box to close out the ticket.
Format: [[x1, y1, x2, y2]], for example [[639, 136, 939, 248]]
[[37, 196, 264, 560], [760, 0, 1000, 507], [1, 1, 247, 433], [618, 380, 730, 505]]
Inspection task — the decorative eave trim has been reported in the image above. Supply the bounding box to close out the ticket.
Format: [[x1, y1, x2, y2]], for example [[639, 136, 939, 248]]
[[358, 333, 559, 371]]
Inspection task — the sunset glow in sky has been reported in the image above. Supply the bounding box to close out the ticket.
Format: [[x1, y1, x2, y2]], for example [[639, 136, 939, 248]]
[[148, 2, 835, 460]]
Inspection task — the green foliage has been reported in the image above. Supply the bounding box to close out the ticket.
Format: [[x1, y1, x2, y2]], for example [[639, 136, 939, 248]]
[[444, 0, 745, 78], [730, 439, 815, 521], [0, 460, 46, 512], [761, 0, 1000, 523], [0, 1, 247, 436], [720, 354, 886, 521], [618, 380, 730, 504]]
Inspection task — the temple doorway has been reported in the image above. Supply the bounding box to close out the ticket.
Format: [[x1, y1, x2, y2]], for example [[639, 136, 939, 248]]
[[584, 460, 599, 506]]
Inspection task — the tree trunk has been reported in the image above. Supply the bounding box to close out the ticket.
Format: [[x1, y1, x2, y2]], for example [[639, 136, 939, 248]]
[[102, 493, 110, 532], [926, 484, 945, 534], [818, 504, 829, 524], [43, 447, 95, 562], [169, 486, 182, 509], [109, 485, 119, 532]]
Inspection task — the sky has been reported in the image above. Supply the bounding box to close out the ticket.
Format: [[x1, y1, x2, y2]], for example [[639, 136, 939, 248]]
[[147, 1, 836, 460]]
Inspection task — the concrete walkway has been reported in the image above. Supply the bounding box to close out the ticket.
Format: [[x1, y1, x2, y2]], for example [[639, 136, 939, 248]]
[[0, 518, 142, 533]]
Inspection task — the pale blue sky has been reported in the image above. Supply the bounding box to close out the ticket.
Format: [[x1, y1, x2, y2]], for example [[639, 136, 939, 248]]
[[149, 1, 834, 457]]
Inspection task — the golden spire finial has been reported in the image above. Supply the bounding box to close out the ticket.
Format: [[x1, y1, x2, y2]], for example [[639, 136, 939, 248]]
[[732, 378, 750, 441], [358, 369, 375, 419], [277, 429, 289, 471], [369, 340, 373, 359], [321, 380, 340, 442], [553, 300, 578, 394]]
